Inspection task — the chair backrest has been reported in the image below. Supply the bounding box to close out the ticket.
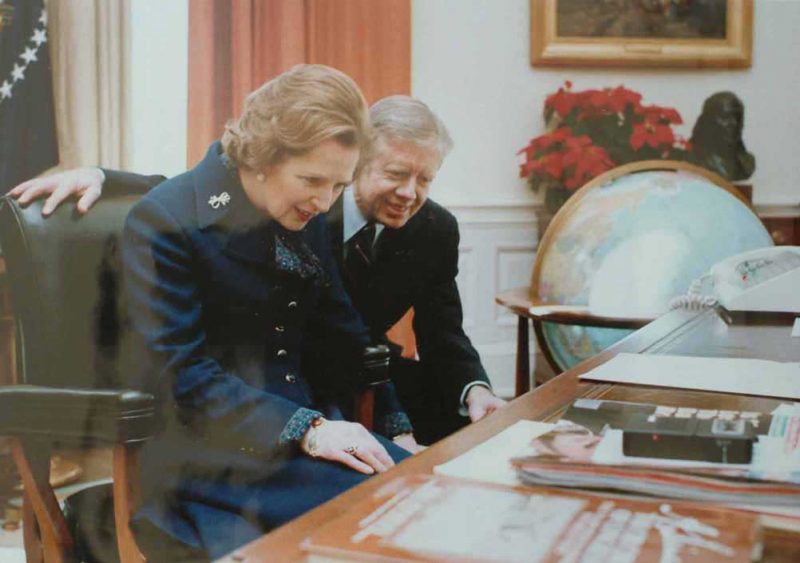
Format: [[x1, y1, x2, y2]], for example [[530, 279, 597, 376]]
[[0, 195, 142, 389]]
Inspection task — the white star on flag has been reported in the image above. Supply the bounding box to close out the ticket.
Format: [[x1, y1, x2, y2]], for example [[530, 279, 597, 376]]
[[11, 64, 26, 82], [0, 81, 12, 100], [32, 28, 47, 46], [39, 10, 48, 26], [20, 47, 38, 64]]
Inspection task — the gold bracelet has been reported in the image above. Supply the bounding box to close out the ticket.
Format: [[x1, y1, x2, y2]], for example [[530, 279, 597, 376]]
[[305, 416, 326, 458]]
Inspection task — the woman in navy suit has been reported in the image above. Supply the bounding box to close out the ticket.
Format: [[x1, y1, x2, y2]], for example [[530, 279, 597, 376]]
[[120, 65, 410, 561]]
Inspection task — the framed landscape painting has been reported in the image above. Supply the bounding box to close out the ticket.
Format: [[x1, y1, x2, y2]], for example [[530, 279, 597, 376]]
[[531, 0, 753, 68]]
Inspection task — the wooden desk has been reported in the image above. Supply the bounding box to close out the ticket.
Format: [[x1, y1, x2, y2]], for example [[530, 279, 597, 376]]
[[218, 309, 800, 562]]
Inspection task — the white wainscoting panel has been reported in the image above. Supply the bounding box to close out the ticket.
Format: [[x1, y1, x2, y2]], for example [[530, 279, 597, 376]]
[[457, 244, 477, 329], [448, 204, 541, 399], [496, 246, 538, 326]]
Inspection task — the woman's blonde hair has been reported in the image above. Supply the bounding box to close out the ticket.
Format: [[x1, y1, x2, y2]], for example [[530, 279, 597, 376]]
[[222, 64, 370, 171]]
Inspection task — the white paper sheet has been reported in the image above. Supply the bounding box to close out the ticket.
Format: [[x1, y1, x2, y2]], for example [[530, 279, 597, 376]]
[[792, 318, 800, 337], [433, 420, 554, 486], [580, 353, 800, 399], [386, 482, 584, 563]]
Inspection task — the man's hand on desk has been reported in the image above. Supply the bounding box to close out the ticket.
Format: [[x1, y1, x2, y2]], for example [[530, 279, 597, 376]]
[[466, 386, 507, 422]]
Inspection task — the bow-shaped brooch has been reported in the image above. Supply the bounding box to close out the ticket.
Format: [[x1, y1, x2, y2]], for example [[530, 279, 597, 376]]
[[208, 192, 231, 209]]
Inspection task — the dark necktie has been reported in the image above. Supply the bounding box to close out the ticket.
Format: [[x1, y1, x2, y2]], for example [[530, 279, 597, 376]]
[[343, 222, 376, 299]]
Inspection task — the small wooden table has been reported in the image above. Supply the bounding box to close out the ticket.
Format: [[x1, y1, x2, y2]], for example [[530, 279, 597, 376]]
[[495, 286, 651, 393], [217, 308, 800, 562]]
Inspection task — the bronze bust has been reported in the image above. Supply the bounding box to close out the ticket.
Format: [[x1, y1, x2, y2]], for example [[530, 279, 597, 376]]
[[689, 92, 755, 181]]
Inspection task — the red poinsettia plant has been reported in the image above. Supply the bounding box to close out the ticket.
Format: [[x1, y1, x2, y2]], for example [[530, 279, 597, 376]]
[[518, 81, 690, 193]]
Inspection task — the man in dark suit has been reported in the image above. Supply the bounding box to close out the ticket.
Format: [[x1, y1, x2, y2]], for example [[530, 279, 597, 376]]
[[329, 96, 506, 443], [11, 96, 506, 444]]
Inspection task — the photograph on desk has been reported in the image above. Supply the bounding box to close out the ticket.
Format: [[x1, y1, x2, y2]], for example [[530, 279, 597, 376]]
[[512, 399, 800, 508], [436, 400, 800, 512], [302, 474, 762, 563]]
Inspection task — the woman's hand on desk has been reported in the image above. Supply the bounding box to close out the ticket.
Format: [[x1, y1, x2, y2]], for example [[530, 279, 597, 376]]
[[300, 419, 395, 475]]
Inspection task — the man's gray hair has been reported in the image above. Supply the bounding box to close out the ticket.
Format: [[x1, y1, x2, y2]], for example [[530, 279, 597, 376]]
[[369, 95, 453, 159]]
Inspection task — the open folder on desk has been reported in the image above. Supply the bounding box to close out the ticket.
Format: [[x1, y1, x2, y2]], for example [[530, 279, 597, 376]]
[[303, 474, 762, 563], [580, 353, 800, 400]]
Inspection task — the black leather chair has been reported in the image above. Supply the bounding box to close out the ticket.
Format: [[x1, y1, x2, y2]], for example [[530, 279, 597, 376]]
[[0, 195, 154, 563], [0, 194, 387, 562]]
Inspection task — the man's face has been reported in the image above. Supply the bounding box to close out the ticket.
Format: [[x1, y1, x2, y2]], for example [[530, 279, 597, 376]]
[[353, 136, 441, 229]]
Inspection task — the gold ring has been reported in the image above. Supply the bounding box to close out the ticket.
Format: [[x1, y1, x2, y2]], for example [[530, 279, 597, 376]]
[[345, 445, 359, 455]]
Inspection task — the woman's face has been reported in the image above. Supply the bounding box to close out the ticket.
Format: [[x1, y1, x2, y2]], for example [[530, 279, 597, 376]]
[[244, 138, 359, 231]]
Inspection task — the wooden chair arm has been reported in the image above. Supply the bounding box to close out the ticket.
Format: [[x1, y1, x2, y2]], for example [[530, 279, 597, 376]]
[[0, 386, 155, 445], [360, 345, 391, 386], [354, 345, 392, 430]]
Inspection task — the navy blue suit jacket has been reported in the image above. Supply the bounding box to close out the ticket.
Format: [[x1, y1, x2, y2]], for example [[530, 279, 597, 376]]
[[106, 164, 488, 438], [122, 144, 408, 556]]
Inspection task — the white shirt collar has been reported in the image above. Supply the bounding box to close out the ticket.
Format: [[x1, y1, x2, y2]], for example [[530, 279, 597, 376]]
[[343, 185, 384, 243]]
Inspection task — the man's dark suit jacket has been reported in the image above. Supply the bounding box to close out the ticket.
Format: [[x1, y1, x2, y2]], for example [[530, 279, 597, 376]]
[[327, 195, 490, 424]]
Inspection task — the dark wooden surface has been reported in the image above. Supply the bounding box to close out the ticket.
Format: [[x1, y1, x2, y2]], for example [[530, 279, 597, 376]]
[[757, 204, 800, 246], [217, 308, 800, 562]]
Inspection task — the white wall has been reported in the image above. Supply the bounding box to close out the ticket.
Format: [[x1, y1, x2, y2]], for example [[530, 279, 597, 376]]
[[413, 0, 800, 392], [126, 0, 188, 176], [122, 1, 800, 393], [412, 0, 800, 207], [124, 1, 800, 202]]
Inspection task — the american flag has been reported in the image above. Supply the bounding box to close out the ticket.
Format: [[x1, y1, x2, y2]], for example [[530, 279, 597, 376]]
[[0, 0, 59, 191]]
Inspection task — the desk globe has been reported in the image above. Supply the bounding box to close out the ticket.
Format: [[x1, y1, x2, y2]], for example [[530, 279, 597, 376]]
[[532, 161, 772, 372]]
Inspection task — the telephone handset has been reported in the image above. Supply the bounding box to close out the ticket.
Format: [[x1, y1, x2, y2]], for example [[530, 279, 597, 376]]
[[681, 246, 800, 313]]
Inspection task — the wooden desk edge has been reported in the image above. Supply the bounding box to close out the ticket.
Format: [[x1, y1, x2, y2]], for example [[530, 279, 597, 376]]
[[217, 309, 794, 562]]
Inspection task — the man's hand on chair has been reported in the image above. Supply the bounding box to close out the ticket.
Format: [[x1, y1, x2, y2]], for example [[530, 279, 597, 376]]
[[466, 386, 507, 422], [9, 167, 105, 216]]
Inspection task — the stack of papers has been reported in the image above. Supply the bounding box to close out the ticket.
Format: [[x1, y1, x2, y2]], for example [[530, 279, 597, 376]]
[[435, 400, 800, 511]]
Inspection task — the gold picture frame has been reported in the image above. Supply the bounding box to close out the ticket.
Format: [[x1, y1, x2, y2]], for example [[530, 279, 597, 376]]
[[531, 0, 753, 68]]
